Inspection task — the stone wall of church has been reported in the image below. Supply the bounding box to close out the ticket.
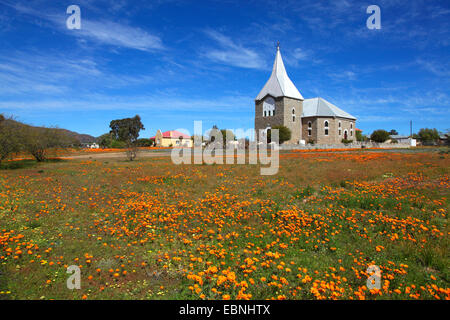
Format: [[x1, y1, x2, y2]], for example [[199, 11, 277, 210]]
[[254, 96, 302, 144], [281, 97, 302, 144], [301, 117, 356, 144], [301, 117, 318, 143], [255, 96, 285, 141], [336, 118, 356, 142], [256, 98, 356, 145]]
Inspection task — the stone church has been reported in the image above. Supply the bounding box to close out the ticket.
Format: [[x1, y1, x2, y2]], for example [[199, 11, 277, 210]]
[[255, 45, 356, 145]]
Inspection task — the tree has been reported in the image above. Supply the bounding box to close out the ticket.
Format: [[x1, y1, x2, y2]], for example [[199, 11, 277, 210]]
[[135, 138, 153, 147], [0, 115, 21, 163], [268, 126, 291, 144], [98, 133, 114, 148], [21, 126, 74, 162], [220, 129, 235, 147], [389, 129, 398, 135], [355, 130, 367, 142], [417, 128, 440, 143], [109, 115, 145, 161], [370, 129, 390, 143]]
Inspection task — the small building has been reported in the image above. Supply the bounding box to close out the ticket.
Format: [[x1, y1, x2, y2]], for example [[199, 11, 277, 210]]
[[388, 135, 416, 146], [152, 130, 193, 147], [89, 142, 100, 149], [389, 135, 410, 144], [81, 142, 99, 149]]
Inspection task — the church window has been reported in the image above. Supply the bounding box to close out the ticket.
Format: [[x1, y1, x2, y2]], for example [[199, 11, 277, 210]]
[[263, 97, 275, 118], [324, 121, 329, 136], [350, 130, 353, 137], [350, 123, 353, 129], [307, 121, 312, 136], [339, 129, 342, 136], [339, 121, 341, 128]]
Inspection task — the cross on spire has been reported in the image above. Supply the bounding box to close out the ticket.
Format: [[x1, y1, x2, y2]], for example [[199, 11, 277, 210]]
[[276, 41, 280, 50]]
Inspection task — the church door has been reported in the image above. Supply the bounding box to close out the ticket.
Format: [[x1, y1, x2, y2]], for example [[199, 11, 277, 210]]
[[344, 130, 348, 140]]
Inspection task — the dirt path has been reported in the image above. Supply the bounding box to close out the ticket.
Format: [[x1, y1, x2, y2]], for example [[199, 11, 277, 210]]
[[61, 151, 172, 160], [60, 147, 436, 160]]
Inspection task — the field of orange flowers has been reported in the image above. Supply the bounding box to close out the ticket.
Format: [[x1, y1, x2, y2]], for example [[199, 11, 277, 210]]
[[0, 148, 448, 300]]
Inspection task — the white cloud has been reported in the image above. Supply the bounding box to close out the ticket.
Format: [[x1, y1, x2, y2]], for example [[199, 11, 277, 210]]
[[0, 51, 158, 96], [203, 30, 266, 69], [5, 1, 164, 52], [63, 19, 164, 52]]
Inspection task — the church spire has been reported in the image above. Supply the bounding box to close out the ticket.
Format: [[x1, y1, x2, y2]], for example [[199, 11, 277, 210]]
[[255, 45, 303, 101]]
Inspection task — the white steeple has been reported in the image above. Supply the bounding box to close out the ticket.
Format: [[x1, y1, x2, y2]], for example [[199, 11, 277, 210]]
[[255, 44, 303, 101]]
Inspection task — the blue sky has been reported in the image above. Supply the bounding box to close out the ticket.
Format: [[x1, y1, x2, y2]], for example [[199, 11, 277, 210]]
[[0, 0, 449, 138]]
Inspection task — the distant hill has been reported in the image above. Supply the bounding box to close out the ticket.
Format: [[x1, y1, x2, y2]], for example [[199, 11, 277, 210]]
[[6, 118, 97, 144], [57, 129, 97, 144]]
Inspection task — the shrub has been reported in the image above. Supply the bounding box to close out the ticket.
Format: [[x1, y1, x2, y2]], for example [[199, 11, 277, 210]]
[[370, 129, 390, 143], [110, 140, 126, 149], [341, 138, 353, 144], [356, 130, 368, 142], [135, 138, 153, 147], [417, 128, 440, 143], [268, 126, 291, 144]]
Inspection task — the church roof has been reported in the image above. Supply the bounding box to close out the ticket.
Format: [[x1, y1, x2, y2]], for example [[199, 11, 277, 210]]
[[302, 97, 356, 120], [255, 46, 304, 101]]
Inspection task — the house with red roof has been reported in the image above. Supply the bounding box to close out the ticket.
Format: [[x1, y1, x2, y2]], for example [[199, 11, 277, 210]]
[[152, 130, 192, 147]]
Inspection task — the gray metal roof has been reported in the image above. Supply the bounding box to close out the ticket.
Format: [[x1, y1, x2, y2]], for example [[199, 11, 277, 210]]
[[255, 47, 304, 101], [302, 97, 356, 120]]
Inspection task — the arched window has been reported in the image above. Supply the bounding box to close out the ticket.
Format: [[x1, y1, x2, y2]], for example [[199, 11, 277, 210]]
[[350, 123, 353, 129], [324, 120, 329, 136], [339, 129, 342, 136], [263, 97, 275, 117], [339, 121, 341, 128], [292, 108, 295, 122], [308, 121, 312, 136], [350, 129, 353, 137]]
